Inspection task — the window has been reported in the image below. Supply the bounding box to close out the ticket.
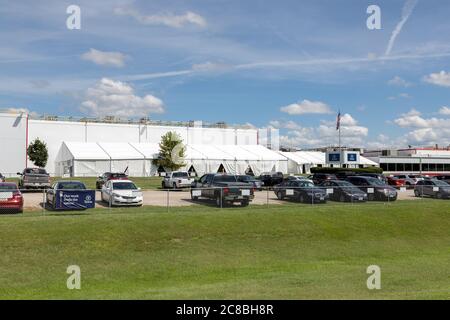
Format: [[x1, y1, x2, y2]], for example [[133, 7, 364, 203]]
[[387, 163, 396, 171], [380, 163, 388, 171], [412, 163, 420, 171], [397, 163, 405, 171], [404, 163, 412, 171]]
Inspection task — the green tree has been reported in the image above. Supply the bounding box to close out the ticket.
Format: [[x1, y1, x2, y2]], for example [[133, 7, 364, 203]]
[[27, 138, 49, 168], [153, 131, 186, 171]]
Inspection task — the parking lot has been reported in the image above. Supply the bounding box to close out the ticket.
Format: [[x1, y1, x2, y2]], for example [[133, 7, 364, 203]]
[[19, 188, 419, 210]]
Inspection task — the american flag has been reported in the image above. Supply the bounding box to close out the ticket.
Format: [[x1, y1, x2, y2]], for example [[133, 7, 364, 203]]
[[336, 111, 341, 130]]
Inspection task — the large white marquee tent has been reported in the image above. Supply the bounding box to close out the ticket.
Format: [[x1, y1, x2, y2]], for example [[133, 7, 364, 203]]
[[55, 142, 288, 177]]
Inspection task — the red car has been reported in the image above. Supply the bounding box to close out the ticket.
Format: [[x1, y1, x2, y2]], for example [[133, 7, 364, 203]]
[[387, 176, 405, 188], [0, 183, 23, 213]]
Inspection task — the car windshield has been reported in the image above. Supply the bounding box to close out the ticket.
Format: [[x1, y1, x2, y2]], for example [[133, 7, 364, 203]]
[[173, 172, 189, 178], [113, 182, 138, 190], [300, 182, 315, 188], [214, 175, 238, 183], [335, 180, 354, 187], [365, 177, 385, 186], [25, 168, 47, 175], [57, 182, 86, 190], [0, 184, 17, 191], [434, 180, 450, 187]]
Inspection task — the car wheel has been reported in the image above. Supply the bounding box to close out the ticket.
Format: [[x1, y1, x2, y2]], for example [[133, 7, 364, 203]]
[[339, 194, 346, 202], [173, 183, 177, 190], [436, 192, 442, 199], [414, 189, 420, 197], [276, 191, 284, 200], [368, 194, 375, 201], [161, 182, 165, 189], [241, 200, 249, 207], [191, 192, 198, 201]]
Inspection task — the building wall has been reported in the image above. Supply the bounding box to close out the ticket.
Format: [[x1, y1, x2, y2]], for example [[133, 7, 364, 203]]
[[0, 113, 27, 176], [1, 114, 264, 175]]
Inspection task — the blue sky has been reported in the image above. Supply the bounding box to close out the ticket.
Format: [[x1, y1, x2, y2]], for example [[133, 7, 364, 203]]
[[1, 0, 450, 149]]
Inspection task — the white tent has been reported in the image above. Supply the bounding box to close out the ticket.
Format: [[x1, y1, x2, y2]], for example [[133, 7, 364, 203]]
[[279, 151, 326, 174], [128, 142, 160, 176], [55, 142, 289, 177], [97, 142, 146, 176], [184, 144, 288, 176], [55, 142, 111, 177]]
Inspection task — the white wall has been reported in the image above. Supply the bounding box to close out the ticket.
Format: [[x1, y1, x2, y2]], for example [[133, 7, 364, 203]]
[[24, 118, 259, 175], [0, 113, 27, 176]]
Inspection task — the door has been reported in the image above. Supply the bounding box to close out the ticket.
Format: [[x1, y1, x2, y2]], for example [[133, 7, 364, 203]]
[[103, 181, 112, 202], [423, 181, 434, 196]]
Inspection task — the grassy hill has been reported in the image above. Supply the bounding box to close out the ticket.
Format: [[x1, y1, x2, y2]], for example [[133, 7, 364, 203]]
[[0, 201, 449, 299]]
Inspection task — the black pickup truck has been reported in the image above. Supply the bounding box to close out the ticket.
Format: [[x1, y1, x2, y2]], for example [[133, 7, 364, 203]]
[[17, 168, 51, 190], [191, 174, 255, 207]]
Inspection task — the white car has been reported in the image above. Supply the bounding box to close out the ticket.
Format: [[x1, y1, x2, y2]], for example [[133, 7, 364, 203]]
[[101, 180, 143, 206], [162, 171, 194, 189]]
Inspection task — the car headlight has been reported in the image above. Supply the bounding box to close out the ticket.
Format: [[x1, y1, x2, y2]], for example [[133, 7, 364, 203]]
[[113, 193, 122, 198]]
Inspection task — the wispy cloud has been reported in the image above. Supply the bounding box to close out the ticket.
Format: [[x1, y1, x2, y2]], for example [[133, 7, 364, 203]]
[[118, 51, 450, 82], [114, 8, 206, 28], [385, 0, 419, 56], [81, 48, 127, 68]]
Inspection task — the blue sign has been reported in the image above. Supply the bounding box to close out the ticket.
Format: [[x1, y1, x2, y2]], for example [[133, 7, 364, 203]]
[[347, 153, 357, 162], [328, 153, 340, 162], [54, 190, 96, 210]]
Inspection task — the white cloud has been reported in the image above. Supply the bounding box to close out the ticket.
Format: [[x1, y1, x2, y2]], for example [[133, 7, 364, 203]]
[[1, 107, 39, 117], [388, 76, 412, 87], [423, 71, 450, 87], [81, 48, 127, 67], [438, 106, 450, 115], [274, 114, 368, 148], [393, 108, 450, 145], [114, 8, 206, 28], [388, 92, 412, 100], [80, 78, 164, 118], [280, 100, 333, 115], [385, 0, 419, 56], [394, 109, 450, 128]]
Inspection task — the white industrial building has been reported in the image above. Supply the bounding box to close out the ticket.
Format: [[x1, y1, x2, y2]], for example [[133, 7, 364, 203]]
[[1, 111, 383, 178], [364, 148, 450, 174], [0, 111, 282, 177], [279, 151, 378, 174]]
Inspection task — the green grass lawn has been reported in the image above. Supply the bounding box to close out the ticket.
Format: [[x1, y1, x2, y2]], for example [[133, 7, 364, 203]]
[[0, 201, 449, 299], [6, 176, 163, 190]]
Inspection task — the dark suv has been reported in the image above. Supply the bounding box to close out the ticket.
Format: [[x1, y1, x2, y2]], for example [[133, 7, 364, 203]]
[[259, 172, 284, 187], [346, 176, 397, 201], [309, 173, 337, 185], [191, 174, 255, 207], [96, 172, 128, 189]]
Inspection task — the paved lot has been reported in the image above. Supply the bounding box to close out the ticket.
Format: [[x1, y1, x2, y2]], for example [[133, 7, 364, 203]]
[[21, 188, 420, 210]]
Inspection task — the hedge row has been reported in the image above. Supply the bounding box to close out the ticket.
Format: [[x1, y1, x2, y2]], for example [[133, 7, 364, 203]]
[[310, 167, 383, 174]]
